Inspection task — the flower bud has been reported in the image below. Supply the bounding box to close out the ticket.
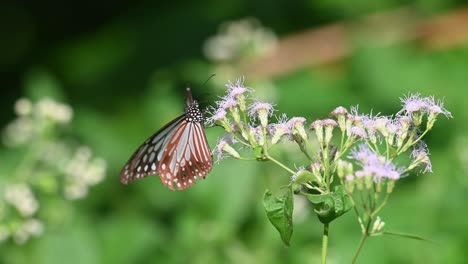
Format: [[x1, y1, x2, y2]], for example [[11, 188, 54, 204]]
[[322, 119, 338, 145], [330, 106, 348, 132], [310, 120, 324, 144]]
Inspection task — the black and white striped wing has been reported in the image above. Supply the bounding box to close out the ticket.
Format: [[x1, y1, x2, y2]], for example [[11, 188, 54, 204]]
[[120, 114, 186, 185]]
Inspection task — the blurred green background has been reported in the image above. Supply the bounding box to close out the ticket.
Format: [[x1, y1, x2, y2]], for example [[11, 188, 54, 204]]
[[1, 1, 467, 263]]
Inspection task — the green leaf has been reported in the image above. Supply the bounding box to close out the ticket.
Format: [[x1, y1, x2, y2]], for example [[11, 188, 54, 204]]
[[302, 186, 352, 224], [292, 170, 317, 184], [382, 231, 435, 243], [263, 187, 294, 246]]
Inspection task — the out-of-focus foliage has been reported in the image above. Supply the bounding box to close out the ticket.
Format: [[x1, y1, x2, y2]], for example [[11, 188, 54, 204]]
[[0, 1, 467, 263]]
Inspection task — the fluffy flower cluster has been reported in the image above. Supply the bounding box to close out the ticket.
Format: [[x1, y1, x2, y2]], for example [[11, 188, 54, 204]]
[[3, 98, 73, 146], [0, 97, 107, 245], [208, 78, 451, 190]]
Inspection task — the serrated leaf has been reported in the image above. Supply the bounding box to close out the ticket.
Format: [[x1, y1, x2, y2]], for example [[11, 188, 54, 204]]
[[263, 187, 294, 246]]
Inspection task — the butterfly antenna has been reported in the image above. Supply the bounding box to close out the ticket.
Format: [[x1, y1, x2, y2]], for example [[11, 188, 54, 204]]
[[202, 74, 216, 88]]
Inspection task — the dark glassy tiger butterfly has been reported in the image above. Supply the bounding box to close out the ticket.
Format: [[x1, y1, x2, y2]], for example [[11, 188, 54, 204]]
[[120, 87, 213, 190]]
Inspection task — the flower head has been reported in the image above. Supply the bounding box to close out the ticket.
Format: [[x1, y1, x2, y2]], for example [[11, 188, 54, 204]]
[[248, 101, 274, 128], [206, 107, 227, 126], [322, 119, 338, 144], [226, 78, 252, 112], [347, 126, 367, 139], [221, 97, 238, 110], [330, 106, 348, 132], [269, 114, 291, 144], [226, 78, 250, 97], [310, 120, 324, 143], [4, 184, 39, 217], [410, 144, 432, 173], [401, 94, 428, 113], [287, 117, 307, 140], [350, 144, 402, 182], [214, 135, 240, 162]]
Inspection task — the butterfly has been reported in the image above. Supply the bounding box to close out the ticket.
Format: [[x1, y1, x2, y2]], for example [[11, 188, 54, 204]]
[[120, 87, 213, 190]]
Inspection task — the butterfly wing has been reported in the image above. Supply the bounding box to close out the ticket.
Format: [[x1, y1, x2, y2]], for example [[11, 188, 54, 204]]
[[120, 115, 213, 190], [157, 121, 213, 190], [120, 114, 186, 185]]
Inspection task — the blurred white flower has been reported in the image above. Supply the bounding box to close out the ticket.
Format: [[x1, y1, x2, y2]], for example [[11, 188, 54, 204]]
[[1, 95, 107, 245], [36, 98, 73, 124], [2, 117, 34, 146], [64, 184, 88, 200], [203, 18, 277, 62], [0, 225, 9, 242], [14, 98, 33, 116], [13, 218, 44, 244], [4, 184, 39, 217]]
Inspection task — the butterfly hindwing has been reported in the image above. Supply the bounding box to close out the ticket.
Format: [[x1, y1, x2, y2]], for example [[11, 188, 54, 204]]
[[157, 121, 213, 190]]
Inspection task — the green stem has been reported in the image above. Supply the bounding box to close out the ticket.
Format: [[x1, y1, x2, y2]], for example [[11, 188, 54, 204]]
[[228, 132, 251, 148], [322, 223, 329, 264], [303, 137, 316, 157], [352, 220, 371, 264], [397, 127, 429, 155], [339, 131, 345, 150], [371, 193, 390, 218], [264, 153, 296, 175], [352, 232, 368, 264]]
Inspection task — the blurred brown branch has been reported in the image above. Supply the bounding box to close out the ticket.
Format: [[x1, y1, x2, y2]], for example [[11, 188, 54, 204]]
[[245, 7, 468, 79]]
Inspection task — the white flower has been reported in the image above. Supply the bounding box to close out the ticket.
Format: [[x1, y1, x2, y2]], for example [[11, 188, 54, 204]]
[[4, 184, 39, 217]]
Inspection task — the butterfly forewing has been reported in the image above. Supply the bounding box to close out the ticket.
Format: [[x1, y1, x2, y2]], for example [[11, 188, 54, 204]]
[[120, 87, 213, 190], [120, 114, 186, 184]]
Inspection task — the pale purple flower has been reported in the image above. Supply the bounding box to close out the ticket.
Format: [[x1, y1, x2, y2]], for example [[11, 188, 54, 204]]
[[221, 97, 238, 110], [410, 145, 432, 173], [399, 94, 451, 116], [330, 106, 348, 117], [347, 126, 367, 139], [269, 114, 291, 144], [424, 96, 452, 118], [322, 119, 338, 128], [226, 78, 251, 98], [350, 144, 402, 182], [249, 125, 265, 145], [345, 174, 354, 181], [248, 101, 274, 117], [206, 108, 227, 126], [349, 105, 367, 126], [214, 135, 239, 162], [309, 120, 324, 130], [287, 117, 307, 140], [362, 116, 377, 139], [400, 94, 428, 113], [386, 119, 401, 136], [287, 117, 306, 130], [248, 101, 274, 127], [398, 116, 412, 129]]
